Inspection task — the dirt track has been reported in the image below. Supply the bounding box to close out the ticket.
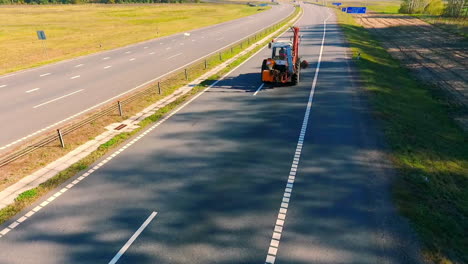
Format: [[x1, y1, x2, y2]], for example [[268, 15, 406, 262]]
[[357, 13, 468, 111]]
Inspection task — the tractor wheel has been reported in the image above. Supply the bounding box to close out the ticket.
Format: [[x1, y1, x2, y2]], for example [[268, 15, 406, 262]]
[[291, 73, 298, 85], [261, 59, 268, 82]]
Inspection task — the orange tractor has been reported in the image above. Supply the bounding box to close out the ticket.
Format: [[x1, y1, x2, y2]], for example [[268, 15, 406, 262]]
[[261, 26, 307, 85]]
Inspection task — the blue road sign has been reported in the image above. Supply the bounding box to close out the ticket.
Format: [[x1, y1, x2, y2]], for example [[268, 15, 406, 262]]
[[332, 2, 342, 6], [346, 7, 367, 13], [259, 3, 268, 6], [36, 30, 46, 40], [342, 7, 346, 12]]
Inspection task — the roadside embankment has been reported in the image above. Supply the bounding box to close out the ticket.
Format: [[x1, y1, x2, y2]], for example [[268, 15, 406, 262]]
[[335, 9, 468, 264]]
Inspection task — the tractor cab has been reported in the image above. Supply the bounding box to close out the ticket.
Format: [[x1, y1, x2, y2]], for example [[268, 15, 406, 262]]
[[261, 27, 307, 85]]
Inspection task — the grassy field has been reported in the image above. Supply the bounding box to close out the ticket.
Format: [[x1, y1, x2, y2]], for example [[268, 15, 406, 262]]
[[335, 9, 467, 264], [0, 3, 268, 75], [413, 14, 468, 38]]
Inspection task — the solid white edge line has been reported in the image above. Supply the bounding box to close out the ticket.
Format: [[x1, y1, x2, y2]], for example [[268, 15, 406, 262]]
[[0, 6, 296, 151], [253, 83, 265, 96], [33, 89, 84, 109], [264, 8, 332, 264], [108, 211, 158, 264]]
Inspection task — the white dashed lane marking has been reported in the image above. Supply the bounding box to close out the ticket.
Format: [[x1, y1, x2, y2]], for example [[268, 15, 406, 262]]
[[104, 66, 112, 69], [253, 83, 264, 96], [125, 51, 131, 54], [70, 75, 80, 79], [144, 46, 148, 49], [39, 73, 51, 77], [149, 52, 155, 55], [75, 64, 84, 68], [165, 53, 182, 60], [129, 58, 136, 61], [103, 57, 110, 60], [108, 212, 158, 264], [26, 88, 40, 93], [33, 89, 84, 109], [0, 85, 6, 88]]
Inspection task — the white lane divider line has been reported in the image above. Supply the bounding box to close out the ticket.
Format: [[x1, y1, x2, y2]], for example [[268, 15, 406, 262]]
[[104, 66, 112, 69], [75, 64, 84, 68], [103, 57, 110, 60], [0, 44, 268, 239], [129, 58, 136, 61], [253, 83, 264, 96], [70, 75, 80, 79], [33, 89, 84, 109], [264, 11, 331, 264], [108, 212, 158, 264], [159, 42, 163, 45], [39, 73, 51, 77], [0, 85, 7, 88], [149, 52, 155, 55], [166, 47, 171, 50], [26, 88, 40, 93], [144, 46, 148, 49], [165, 53, 182, 60], [125, 51, 131, 54]]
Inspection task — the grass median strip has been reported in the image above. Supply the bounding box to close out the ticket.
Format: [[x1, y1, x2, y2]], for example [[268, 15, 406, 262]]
[[0, 7, 301, 227], [335, 10, 467, 264]]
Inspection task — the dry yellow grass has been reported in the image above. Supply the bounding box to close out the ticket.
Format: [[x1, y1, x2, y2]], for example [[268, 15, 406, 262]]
[[0, 3, 268, 74]]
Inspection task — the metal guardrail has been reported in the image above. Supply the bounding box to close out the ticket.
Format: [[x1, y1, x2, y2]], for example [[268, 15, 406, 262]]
[[0, 7, 300, 168]]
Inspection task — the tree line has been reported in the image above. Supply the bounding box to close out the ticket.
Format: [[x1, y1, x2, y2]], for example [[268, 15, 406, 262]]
[[400, 0, 467, 17], [0, 0, 198, 4]]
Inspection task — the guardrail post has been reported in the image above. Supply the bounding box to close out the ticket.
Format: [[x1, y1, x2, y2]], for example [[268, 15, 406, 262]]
[[118, 101, 123, 116], [219, 53, 222, 61], [158, 82, 161, 94], [184, 69, 188, 80], [204, 59, 207, 69], [57, 129, 65, 148]]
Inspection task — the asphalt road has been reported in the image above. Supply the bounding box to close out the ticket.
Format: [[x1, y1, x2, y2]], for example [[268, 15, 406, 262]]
[[0, 3, 293, 151], [0, 3, 425, 264]]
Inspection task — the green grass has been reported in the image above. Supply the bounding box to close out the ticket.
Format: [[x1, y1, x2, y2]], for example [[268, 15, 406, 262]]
[[336, 9, 468, 264], [0, 5, 300, 227], [0, 3, 269, 75]]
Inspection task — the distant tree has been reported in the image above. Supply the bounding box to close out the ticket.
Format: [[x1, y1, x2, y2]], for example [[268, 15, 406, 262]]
[[424, 0, 444, 15], [444, 0, 466, 17]]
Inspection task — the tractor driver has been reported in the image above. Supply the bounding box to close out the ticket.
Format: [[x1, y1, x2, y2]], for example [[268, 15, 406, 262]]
[[279, 47, 286, 60]]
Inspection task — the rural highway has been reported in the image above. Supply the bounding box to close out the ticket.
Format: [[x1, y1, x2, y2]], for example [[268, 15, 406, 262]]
[[0, 3, 293, 152], [0, 3, 425, 264]]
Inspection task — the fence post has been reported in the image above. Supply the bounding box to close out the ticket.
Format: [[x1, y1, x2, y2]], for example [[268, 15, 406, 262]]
[[240, 42, 243, 49], [231, 47, 233, 54], [158, 82, 161, 94], [219, 53, 222, 61], [204, 59, 207, 69], [57, 129, 65, 148], [118, 101, 123, 116], [184, 69, 188, 80]]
